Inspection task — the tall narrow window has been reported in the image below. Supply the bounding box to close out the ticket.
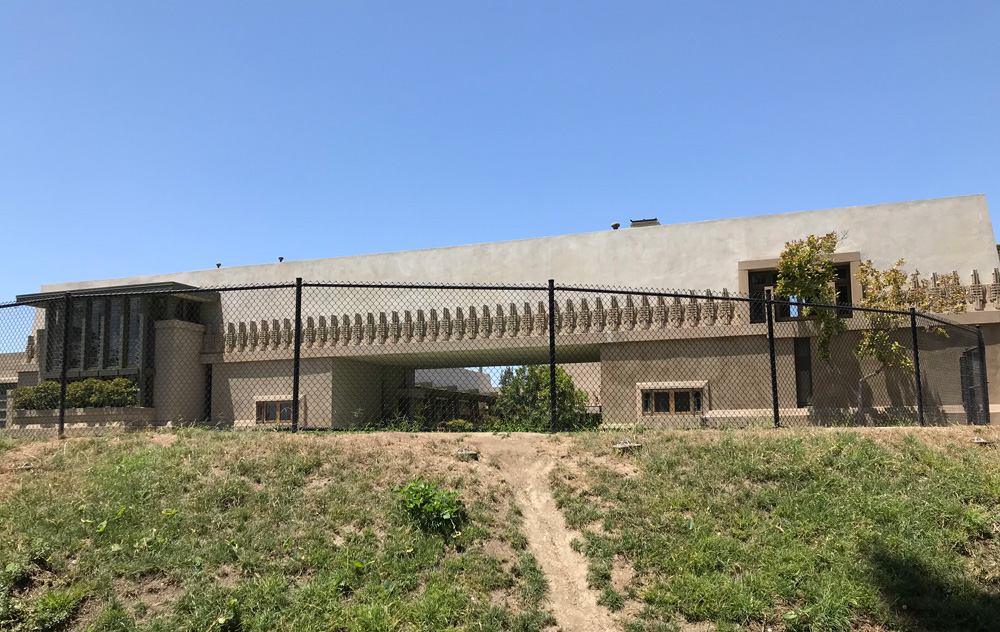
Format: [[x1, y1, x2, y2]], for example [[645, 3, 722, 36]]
[[86, 299, 105, 369], [67, 300, 85, 369], [794, 337, 813, 408], [106, 298, 124, 367], [125, 297, 141, 368]]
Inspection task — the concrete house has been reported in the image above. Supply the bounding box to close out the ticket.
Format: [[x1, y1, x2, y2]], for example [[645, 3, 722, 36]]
[[2, 195, 998, 430]]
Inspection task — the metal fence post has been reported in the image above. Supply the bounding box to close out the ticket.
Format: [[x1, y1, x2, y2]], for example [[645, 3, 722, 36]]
[[291, 278, 303, 433], [548, 279, 557, 433], [765, 290, 780, 428], [977, 325, 991, 425], [909, 308, 924, 426], [58, 293, 71, 438]]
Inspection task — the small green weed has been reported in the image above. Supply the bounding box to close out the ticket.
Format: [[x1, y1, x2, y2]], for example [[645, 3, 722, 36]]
[[397, 478, 464, 534]]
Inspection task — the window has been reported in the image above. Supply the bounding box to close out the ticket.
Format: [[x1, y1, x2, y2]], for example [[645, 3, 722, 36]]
[[641, 389, 703, 415], [256, 400, 293, 423], [748, 264, 853, 324], [794, 337, 812, 408], [0, 383, 14, 424]]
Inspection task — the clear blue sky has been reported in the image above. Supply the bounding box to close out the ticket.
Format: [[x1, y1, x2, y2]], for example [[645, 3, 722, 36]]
[[2, 1, 999, 301]]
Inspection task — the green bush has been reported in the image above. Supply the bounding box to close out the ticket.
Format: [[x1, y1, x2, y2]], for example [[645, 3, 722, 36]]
[[488, 365, 596, 432], [397, 478, 464, 534], [10, 378, 139, 410]]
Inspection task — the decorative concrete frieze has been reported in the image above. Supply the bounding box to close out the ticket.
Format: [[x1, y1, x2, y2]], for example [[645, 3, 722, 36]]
[[564, 300, 576, 334], [637, 297, 651, 330], [669, 297, 684, 328], [607, 297, 621, 332], [970, 270, 986, 311], [25, 335, 35, 362], [537, 301, 548, 334], [330, 316, 339, 346], [622, 296, 635, 331], [237, 322, 248, 351], [579, 299, 591, 333], [352, 314, 363, 345], [654, 296, 667, 329], [702, 290, 717, 326], [403, 311, 414, 342], [466, 307, 477, 340], [259, 321, 269, 348], [593, 298, 605, 332], [480, 305, 492, 338], [341, 315, 351, 346], [282, 319, 293, 348], [271, 320, 281, 349], [686, 292, 699, 327], [365, 313, 376, 345], [415, 310, 426, 342], [494, 304, 505, 337], [520, 303, 531, 337], [990, 269, 1000, 307], [455, 307, 466, 340], [428, 309, 439, 342], [718, 289, 734, 324], [440, 308, 452, 341], [316, 317, 326, 347], [507, 304, 518, 337], [390, 312, 401, 343], [225, 323, 236, 352], [377, 312, 388, 345], [305, 317, 316, 347]]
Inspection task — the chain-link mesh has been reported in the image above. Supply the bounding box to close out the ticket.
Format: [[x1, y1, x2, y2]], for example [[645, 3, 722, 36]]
[[0, 280, 990, 439]]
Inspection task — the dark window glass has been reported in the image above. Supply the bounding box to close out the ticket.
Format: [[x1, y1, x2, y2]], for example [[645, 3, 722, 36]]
[[279, 402, 292, 421], [674, 391, 691, 412], [692, 391, 702, 412], [834, 264, 853, 317], [107, 298, 124, 367], [0, 383, 13, 422], [653, 392, 671, 413], [642, 392, 651, 413], [68, 300, 85, 369], [266, 402, 278, 421], [45, 304, 66, 370], [125, 298, 141, 367], [795, 337, 813, 408], [86, 300, 104, 369]]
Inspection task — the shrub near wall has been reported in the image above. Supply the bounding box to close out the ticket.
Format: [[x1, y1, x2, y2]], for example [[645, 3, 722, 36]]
[[10, 378, 139, 410]]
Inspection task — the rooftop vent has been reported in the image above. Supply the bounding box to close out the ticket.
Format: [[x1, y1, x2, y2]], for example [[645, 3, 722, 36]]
[[630, 218, 660, 228]]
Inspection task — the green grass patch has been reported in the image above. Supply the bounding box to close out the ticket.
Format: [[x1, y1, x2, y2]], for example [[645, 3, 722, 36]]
[[556, 430, 1000, 631], [0, 430, 554, 631]]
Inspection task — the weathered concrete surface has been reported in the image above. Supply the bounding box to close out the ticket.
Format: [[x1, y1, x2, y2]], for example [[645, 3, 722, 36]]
[[36, 195, 998, 294]]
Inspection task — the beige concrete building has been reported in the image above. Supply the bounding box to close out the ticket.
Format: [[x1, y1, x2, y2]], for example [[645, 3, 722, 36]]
[[3, 194, 998, 430]]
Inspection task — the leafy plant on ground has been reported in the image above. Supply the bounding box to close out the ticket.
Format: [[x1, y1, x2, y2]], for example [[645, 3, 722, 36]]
[[397, 478, 465, 534]]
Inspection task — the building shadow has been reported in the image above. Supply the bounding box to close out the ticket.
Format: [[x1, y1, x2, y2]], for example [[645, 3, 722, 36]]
[[866, 546, 1000, 631]]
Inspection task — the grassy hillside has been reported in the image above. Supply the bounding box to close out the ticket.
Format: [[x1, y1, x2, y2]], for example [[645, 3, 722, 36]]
[[0, 427, 998, 632], [0, 432, 552, 632], [553, 428, 1000, 632]]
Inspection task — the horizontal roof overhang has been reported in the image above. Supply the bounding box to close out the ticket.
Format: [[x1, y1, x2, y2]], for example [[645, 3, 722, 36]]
[[16, 282, 213, 305]]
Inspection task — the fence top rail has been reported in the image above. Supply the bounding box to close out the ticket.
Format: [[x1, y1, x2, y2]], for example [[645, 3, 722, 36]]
[[302, 280, 551, 291]]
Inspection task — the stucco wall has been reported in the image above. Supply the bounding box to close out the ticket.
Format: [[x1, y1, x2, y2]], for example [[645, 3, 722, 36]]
[[153, 320, 207, 423], [37, 195, 997, 294]]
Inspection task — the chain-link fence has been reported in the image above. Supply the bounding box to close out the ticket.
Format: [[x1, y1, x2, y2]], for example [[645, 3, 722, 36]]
[[0, 279, 990, 439]]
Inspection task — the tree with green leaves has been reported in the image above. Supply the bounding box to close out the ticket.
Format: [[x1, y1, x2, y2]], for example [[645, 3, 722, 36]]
[[778, 234, 967, 424], [775, 232, 845, 360], [491, 365, 593, 431]]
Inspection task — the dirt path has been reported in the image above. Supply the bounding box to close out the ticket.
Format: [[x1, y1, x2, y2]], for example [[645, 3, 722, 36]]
[[475, 435, 621, 632]]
